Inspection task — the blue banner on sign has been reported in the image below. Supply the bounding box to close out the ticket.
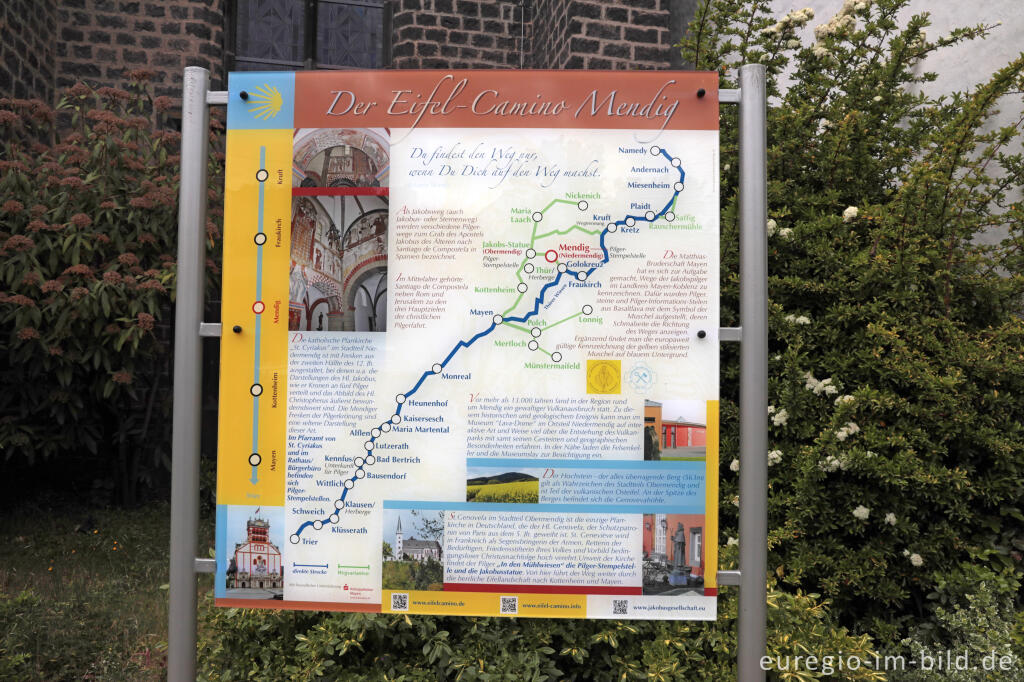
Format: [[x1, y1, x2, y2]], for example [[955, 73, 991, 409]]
[[227, 72, 295, 130]]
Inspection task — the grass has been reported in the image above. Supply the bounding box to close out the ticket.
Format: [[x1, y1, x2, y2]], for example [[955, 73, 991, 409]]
[[0, 501, 214, 681], [466, 480, 539, 503]]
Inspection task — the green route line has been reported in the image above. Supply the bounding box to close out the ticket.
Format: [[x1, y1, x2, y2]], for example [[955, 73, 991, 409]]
[[501, 204, 599, 316], [504, 322, 531, 334], [502, 291, 525, 316], [501, 320, 557, 358], [539, 198, 578, 213], [535, 223, 603, 240], [544, 311, 584, 330]]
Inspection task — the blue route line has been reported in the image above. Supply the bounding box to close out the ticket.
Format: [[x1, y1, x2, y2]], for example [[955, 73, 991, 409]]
[[250, 146, 267, 485], [290, 147, 686, 541]]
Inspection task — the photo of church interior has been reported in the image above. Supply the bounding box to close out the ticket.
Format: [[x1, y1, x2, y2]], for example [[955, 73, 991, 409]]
[[289, 128, 390, 332]]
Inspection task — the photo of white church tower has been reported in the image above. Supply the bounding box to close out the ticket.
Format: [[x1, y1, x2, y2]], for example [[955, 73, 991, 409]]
[[390, 515, 441, 562]]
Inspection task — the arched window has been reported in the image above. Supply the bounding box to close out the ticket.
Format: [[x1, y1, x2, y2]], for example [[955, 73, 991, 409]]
[[231, 0, 392, 71]]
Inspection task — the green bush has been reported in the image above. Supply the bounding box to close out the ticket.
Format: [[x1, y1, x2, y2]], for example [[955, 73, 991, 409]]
[[684, 0, 1024, 638], [0, 75, 222, 504], [888, 565, 1024, 681], [199, 550, 882, 681]]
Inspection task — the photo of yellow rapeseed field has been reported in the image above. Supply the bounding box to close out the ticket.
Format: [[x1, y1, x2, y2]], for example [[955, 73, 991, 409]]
[[466, 470, 540, 503]]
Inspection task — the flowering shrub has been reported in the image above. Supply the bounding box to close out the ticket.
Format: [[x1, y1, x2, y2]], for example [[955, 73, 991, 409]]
[[0, 73, 223, 504], [688, 0, 1024, 640]]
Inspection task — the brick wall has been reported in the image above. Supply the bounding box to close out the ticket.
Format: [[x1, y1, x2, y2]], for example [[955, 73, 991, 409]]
[[532, 0, 673, 69], [390, 0, 678, 71], [391, 0, 525, 69], [54, 0, 225, 102], [0, 0, 58, 102]]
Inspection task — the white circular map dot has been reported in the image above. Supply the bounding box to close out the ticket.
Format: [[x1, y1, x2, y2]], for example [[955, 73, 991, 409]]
[[531, 327, 541, 337], [557, 263, 567, 273], [626, 217, 636, 227], [577, 200, 588, 210], [551, 352, 562, 362], [517, 283, 527, 293], [433, 363, 443, 373], [650, 146, 661, 155], [645, 211, 656, 221], [583, 305, 593, 315], [313, 520, 322, 530], [528, 340, 539, 350], [532, 211, 543, 222], [674, 182, 684, 192]]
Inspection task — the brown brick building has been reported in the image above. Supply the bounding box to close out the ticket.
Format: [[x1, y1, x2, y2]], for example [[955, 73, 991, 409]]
[[2, 0, 697, 108]]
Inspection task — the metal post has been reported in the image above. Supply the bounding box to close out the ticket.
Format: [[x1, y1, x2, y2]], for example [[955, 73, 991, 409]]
[[719, 72, 767, 682], [168, 65, 211, 682], [737, 63, 769, 681]]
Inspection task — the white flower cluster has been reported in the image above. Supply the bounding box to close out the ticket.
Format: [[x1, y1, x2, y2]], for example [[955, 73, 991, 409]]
[[730, 458, 740, 472], [768, 405, 789, 426], [884, 512, 896, 526], [903, 549, 924, 566], [834, 394, 855, 405], [812, 0, 869, 58], [842, 206, 859, 222], [785, 314, 811, 325], [818, 454, 847, 472], [762, 7, 815, 37], [727, 536, 739, 546], [731, 495, 740, 507], [767, 218, 791, 238], [804, 372, 839, 396], [852, 505, 870, 520], [768, 449, 783, 466], [835, 421, 860, 441]]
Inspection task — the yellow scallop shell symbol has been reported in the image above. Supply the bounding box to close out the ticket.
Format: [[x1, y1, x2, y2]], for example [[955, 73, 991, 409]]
[[586, 359, 621, 394], [248, 84, 283, 120]]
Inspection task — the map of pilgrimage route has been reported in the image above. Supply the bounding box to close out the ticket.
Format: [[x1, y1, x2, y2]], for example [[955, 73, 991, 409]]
[[216, 70, 721, 620], [290, 146, 687, 543]]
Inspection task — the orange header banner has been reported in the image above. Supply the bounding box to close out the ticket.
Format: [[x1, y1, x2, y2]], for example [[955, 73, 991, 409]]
[[293, 70, 719, 132]]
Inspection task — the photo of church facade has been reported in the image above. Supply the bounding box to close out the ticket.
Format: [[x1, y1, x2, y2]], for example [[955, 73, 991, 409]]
[[289, 127, 389, 332], [225, 509, 283, 594]]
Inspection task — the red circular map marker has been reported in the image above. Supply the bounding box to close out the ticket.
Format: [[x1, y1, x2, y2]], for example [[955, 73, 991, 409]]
[[252, 301, 265, 314], [544, 249, 558, 263]]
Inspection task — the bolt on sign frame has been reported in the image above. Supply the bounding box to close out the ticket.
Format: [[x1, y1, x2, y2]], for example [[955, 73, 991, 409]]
[[169, 65, 766, 681]]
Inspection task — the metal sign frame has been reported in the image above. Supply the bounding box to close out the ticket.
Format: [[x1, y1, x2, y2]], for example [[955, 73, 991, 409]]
[[168, 64, 767, 681]]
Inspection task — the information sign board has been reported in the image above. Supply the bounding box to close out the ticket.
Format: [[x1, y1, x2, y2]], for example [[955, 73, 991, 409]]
[[215, 70, 720, 619]]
